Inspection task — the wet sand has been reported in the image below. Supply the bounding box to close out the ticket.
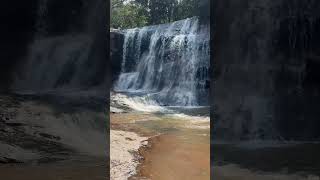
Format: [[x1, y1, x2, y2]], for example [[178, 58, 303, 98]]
[[133, 133, 210, 180], [110, 111, 210, 180], [110, 130, 148, 180]]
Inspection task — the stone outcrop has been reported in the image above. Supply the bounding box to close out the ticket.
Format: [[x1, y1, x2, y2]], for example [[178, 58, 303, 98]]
[[110, 30, 124, 84]]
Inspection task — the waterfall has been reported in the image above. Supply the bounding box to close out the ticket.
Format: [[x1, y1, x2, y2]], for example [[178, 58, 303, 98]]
[[115, 17, 210, 106], [8, 0, 108, 156], [12, 0, 108, 98], [12, 34, 108, 97]]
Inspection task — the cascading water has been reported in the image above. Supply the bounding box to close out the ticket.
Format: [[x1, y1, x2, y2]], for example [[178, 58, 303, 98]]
[[7, 0, 108, 156], [114, 17, 210, 106], [12, 0, 108, 98]]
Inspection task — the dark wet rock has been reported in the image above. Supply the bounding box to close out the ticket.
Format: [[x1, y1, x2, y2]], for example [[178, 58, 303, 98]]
[[110, 31, 124, 84]]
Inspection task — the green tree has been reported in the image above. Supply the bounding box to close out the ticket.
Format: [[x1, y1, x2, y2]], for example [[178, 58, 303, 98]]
[[148, 0, 178, 24], [134, 0, 178, 25], [111, 0, 125, 9], [111, 0, 148, 29], [111, 0, 209, 29]]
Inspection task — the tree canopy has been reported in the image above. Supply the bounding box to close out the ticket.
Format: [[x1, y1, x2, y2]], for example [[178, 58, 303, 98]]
[[111, 1, 148, 29], [111, 0, 209, 29]]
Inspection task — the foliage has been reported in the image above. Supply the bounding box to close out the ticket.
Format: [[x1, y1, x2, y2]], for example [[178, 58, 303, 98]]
[[111, 0, 209, 29], [148, 0, 178, 24], [111, 0, 148, 29]]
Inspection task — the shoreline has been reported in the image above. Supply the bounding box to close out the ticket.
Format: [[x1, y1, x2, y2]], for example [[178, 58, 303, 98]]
[[130, 134, 160, 180], [132, 131, 210, 180], [110, 92, 210, 180], [110, 111, 210, 180], [110, 129, 149, 180]]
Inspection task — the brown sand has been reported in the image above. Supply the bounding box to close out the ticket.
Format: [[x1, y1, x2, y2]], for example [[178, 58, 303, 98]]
[[111, 111, 210, 180], [132, 132, 210, 180], [110, 130, 148, 180]]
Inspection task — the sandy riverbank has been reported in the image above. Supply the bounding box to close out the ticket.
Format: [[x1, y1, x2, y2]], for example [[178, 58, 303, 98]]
[[110, 130, 148, 180], [110, 112, 210, 180], [133, 133, 210, 180], [110, 92, 210, 180]]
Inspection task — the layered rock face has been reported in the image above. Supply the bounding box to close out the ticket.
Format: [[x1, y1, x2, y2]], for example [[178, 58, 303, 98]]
[[213, 0, 320, 140], [110, 31, 124, 84]]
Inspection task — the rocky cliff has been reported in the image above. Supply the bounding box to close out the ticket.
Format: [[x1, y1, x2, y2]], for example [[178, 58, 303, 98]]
[[110, 30, 124, 84]]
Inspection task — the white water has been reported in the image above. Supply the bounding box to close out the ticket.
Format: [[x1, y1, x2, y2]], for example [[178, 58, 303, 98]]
[[115, 17, 210, 106], [13, 35, 93, 93], [112, 93, 166, 113], [8, 0, 108, 157], [111, 92, 210, 128], [12, 0, 108, 97]]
